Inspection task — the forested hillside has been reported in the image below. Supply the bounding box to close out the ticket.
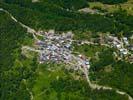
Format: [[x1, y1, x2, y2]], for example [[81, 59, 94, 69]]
[[89, 0, 128, 4], [0, 12, 128, 100], [0, 0, 133, 100], [0, 0, 133, 36], [0, 10, 37, 100]]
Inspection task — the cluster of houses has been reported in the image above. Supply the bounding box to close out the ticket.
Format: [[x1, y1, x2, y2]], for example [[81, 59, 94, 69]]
[[107, 35, 133, 63], [35, 30, 73, 64], [107, 36, 128, 55], [78, 55, 90, 70], [24, 28, 132, 72], [78, 8, 104, 15], [34, 30, 91, 71]]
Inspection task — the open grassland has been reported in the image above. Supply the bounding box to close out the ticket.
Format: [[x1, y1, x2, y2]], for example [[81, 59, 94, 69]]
[[73, 44, 108, 57], [32, 63, 129, 100], [89, 0, 133, 15]]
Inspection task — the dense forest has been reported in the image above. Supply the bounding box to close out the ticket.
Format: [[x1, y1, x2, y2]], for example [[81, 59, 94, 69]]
[[2, 0, 128, 5], [0, 11, 37, 100], [2, 0, 89, 10], [0, 0, 133, 36], [89, 0, 128, 4]]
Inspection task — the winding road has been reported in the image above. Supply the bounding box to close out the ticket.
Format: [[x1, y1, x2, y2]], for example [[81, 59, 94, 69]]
[[0, 8, 132, 100]]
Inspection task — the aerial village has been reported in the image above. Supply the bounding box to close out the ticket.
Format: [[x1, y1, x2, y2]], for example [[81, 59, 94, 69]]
[[22, 30, 133, 74], [23, 30, 91, 73], [106, 35, 133, 62], [75, 34, 133, 63], [1, 6, 133, 99]]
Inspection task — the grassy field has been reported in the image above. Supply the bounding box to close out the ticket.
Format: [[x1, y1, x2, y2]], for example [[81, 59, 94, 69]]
[[32, 63, 128, 100], [89, 0, 133, 15], [73, 44, 108, 57], [32, 63, 65, 100]]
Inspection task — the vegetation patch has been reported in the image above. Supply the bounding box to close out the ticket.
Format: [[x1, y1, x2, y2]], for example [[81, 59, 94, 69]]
[[88, 0, 128, 4], [90, 49, 133, 97], [73, 44, 107, 57], [32, 63, 128, 100], [0, 1, 132, 37], [0, 11, 37, 100]]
